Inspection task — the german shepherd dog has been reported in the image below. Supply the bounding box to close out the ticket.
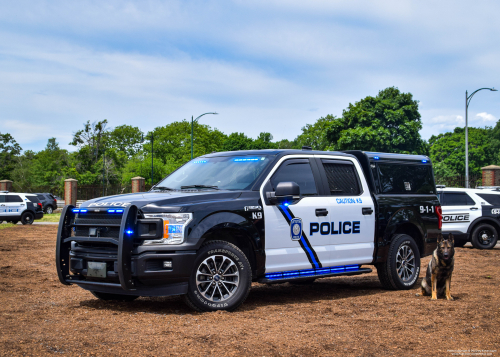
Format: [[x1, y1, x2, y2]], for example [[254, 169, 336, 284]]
[[419, 233, 455, 300]]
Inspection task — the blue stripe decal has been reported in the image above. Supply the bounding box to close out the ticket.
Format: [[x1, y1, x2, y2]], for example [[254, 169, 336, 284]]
[[300, 236, 320, 269], [282, 207, 293, 221], [265, 265, 361, 280]]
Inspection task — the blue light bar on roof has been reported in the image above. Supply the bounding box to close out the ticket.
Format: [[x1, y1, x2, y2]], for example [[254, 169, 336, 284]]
[[192, 160, 207, 164], [373, 156, 380, 160], [234, 157, 260, 162], [422, 159, 428, 163]]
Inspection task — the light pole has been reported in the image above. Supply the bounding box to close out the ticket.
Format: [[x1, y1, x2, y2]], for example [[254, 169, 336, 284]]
[[465, 88, 497, 188], [141, 133, 155, 186], [191, 112, 218, 159]]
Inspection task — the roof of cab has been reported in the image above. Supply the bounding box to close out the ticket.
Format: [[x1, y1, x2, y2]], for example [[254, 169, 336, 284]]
[[202, 149, 354, 158]]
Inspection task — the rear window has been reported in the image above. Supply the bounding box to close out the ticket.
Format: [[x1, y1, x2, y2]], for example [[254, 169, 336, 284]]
[[375, 163, 435, 194], [476, 193, 500, 206], [0, 195, 5, 203], [6, 195, 23, 203], [26, 195, 40, 203], [321, 160, 361, 196]]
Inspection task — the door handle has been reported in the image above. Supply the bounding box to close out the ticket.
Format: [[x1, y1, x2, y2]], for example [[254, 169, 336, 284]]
[[362, 207, 373, 215], [315, 208, 328, 217], [470, 207, 479, 211]]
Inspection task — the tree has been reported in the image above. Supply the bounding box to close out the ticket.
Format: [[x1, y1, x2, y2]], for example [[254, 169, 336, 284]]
[[295, 115, 336, 150], [429, 127, 493, 176], [148, 120, 227, 169], [70, 120, 109, 176], [222, 133, 254, 151], [108, 125, 144, 158], [0, 133, 22, 180], [249, 132, 277, 150], [325, 87, 427, 154]]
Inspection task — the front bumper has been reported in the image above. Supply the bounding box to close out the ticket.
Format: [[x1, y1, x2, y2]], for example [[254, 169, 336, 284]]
[[56, 205, 196, 297]]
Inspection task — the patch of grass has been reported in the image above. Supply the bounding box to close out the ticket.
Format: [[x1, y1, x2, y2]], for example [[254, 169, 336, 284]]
[[38, 213, 61, 223], [0, 223, 16, 229]]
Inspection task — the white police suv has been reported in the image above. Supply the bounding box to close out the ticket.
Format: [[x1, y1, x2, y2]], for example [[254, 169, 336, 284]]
[[437, 187, 500, 249], [0, 191, 44, 225]]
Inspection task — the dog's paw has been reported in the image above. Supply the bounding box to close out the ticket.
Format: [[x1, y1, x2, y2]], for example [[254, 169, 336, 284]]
[[447, 296, 454, 301], [431, 297, 437, 300], [415, 293, 421, 297]]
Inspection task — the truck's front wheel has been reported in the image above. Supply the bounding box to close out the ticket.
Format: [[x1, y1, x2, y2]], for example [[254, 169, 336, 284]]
[[376, 234, 421, 290], [184, 240, 252, 312]]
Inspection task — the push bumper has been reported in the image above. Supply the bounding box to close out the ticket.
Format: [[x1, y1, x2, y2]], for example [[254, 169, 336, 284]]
[[56, 205, 196, 297]]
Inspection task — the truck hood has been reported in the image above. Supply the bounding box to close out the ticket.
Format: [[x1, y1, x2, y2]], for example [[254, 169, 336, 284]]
[[80, 190, 243, 211]]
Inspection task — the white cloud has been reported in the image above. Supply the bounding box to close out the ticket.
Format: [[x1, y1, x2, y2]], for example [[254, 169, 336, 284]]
[[474, 112, 497, 123]]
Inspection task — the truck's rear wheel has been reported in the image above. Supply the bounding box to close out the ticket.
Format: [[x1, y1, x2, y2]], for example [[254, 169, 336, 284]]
[[184, 240, 252, 312], [90, 291, 139, 302], [471, 223, 498, 250], [376, 234, 420, 290]]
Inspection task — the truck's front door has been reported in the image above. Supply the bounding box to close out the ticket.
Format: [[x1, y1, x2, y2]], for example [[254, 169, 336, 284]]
[[262, 157, 334, 273]]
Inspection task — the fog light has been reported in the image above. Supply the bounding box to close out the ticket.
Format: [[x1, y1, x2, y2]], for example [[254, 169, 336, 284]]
[[163, 261, 172, 268]]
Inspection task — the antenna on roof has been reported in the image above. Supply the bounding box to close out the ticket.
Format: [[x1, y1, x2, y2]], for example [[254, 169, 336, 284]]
[[302, 146, 312, 151]]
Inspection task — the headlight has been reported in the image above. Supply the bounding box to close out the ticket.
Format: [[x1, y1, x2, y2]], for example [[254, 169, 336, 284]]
[[142, 213, 193, 245]]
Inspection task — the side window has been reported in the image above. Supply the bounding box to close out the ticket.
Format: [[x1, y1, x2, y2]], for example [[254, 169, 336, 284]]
[[376, 163, 435, 194], [476, 193, 500, 205], [0, 195, 5, 203], [6, 195, 23, 203], [321, 160, 361, 196], [443, 192, 474, 206], [36, 194, 45, 200], [26, 196, 40, 203], [271, 161, 318, 196]]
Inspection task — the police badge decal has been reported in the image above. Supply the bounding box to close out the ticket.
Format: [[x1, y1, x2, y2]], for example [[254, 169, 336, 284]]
[[290, 218, 302, 241]]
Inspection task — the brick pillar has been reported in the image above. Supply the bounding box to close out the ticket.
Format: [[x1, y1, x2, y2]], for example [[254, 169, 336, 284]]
[[481, 165, 500, 186], [64, 179, 78, 206], [0, 180, 13, 192], [131, 177, 145, 193]]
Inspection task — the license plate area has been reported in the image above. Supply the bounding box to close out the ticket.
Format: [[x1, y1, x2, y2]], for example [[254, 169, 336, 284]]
[[87, 262, 107, 278]]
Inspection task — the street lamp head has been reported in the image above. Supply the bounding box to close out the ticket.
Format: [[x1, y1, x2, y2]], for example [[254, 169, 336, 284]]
[[491, 88, 498, 91]]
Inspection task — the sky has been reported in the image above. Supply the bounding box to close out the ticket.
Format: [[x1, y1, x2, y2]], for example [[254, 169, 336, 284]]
[[0, 0, 499, 152]]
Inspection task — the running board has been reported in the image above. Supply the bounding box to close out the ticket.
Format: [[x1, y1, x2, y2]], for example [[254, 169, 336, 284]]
[[258, 265, 372, 284]]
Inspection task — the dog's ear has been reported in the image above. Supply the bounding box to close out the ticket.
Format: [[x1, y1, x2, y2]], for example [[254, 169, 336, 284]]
[[448, 233, 454, 243], [437, 233, 443, 243]]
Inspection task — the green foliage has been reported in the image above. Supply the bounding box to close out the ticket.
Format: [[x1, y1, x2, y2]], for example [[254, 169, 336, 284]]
[[429, 127, 493, 176], [326, 87, 427, 154], [121, 154, 174, 185], [0, 132, 22, 180], [222, 133, 254, 151], [295, 115, 336, 150], [108, 125, 143, 158]]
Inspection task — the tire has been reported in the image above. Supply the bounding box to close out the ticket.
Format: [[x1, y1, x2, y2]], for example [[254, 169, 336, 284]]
[[91, 291, 139, 302], [45, 206, 53, 214], [21, 212, 34, 225], [376, 234, 421, 290], [184, 240, 252, 312], [289, 278, 316, 285], [471, 223, 498, 250]]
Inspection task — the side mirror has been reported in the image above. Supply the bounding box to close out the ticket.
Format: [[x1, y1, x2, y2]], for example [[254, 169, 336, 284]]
[[266, 182, 301, 205]]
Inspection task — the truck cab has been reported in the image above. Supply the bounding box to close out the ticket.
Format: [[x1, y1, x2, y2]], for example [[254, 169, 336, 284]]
[[56, 149, 441, 311]]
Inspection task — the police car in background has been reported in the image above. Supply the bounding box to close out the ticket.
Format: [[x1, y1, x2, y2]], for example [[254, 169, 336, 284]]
[[437, 187, 500, 249], [56, 149, 440, 312], [0, 191, 44, 224]]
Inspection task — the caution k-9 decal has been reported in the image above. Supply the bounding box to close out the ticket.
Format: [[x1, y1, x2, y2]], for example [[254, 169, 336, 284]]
[[442, 214, 470, 223]]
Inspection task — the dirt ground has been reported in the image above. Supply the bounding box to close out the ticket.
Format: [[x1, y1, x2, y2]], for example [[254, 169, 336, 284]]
[[0, 226, 499, 357]]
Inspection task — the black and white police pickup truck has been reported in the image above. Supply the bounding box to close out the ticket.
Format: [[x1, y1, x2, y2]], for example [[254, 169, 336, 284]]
[[56, 149, 441, 311], [437, 187, 500, 249], [0, 191, 44, 225]]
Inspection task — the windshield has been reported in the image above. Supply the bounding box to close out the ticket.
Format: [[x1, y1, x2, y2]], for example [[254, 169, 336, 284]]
[[155, 155, 273, 190]]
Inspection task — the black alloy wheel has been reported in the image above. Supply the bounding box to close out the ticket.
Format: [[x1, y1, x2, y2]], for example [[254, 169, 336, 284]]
[[45, 206, 53, 214], [471, 223, 498, 250], [21, 212, 35, 225]]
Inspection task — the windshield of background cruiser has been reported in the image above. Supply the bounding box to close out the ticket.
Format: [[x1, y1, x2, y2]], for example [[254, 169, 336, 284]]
[[155, 156, 273, 190]]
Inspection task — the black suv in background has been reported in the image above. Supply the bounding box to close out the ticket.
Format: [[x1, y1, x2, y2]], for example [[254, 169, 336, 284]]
[[36, 193, 58, 214]]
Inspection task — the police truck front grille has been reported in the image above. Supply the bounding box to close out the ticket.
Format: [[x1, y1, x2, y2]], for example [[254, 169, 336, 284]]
[[72, 212, 124, 242]]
